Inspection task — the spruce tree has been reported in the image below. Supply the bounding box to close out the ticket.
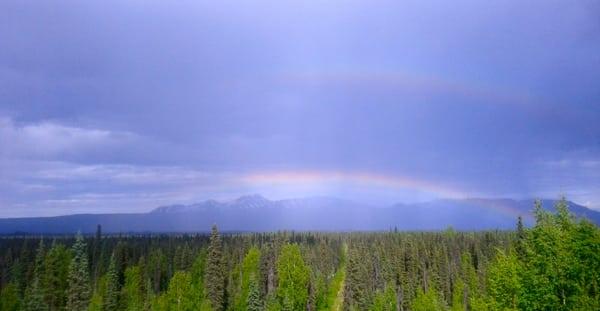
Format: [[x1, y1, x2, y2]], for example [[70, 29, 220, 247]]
[[345, 246, 368, 310], [66, 233, 91, 311], [205, 224, 226, 311], [515, 216, 527, 259], [44, 240, 71, 311], [93, 224, 102, 284], [103, 254, 120, 311], [34, 238, 46, 277], [24, 239, 47, 311], [247, 275, 262, 311], [0, 283, 21, 311], [9, 258, 25, 298], [24, 278, 47, 311]]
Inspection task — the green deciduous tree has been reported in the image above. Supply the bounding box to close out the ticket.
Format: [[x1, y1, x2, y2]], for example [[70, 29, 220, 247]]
[[233, 246, 261, 311], [487, 250, 520, 310], [515, 199, 600, 310], [166, 271, 195, 311], [122, 266, 144, 311], [276, 244, 310, 311], [410, 287, 445, 311]]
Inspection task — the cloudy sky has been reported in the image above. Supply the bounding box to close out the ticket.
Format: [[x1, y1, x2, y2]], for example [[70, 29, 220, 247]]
[[1, 0, 599, 217]]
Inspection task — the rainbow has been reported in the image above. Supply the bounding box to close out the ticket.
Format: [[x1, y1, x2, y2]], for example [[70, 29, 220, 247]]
[[241, 170, 468, 199], [239, 170, 529, 218]]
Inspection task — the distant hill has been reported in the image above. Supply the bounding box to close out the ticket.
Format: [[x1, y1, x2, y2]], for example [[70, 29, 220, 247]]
[[0, 195, 598, 234]]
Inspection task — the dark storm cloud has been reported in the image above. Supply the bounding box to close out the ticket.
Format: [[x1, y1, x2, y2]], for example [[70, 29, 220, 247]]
[[1, 0, 599, 216]]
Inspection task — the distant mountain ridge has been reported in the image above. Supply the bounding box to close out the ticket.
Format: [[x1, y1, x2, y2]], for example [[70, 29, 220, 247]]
[[0, 195, 598, 234]]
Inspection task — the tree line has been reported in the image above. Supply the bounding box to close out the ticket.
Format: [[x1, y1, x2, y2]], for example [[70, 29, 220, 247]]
[[0, 199, 598, 310]]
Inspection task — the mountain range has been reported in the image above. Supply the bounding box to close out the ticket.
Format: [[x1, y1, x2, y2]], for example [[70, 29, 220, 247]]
[[1, 195, 598, 234]]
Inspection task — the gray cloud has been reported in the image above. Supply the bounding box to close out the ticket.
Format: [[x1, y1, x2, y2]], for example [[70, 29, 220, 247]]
[[1, 0, 599, 216]]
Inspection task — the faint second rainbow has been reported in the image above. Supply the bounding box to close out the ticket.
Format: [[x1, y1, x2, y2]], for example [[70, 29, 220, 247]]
[[240, 170, 469, 199]]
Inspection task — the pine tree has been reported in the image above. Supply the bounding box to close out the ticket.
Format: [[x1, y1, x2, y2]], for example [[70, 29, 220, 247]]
[[247, 275, 263, 311], [66, 233, 91, 311], [174, 243, 194, 271], [9, 258, 25, 298], [103, 254, 120, 311], [144, 277, 155, 311], [370, 283, 397, 311], [515, 216, 527, 259], [92, 224, 102, 284], [344, 246, 368, 310], [44, 240, 71, 311], [450, 278, 465, 311], [24, 277, 47, 311], [24, 239, 47, 311], [205, 224, 226, 311], [34, 238, 46, 277], [0, 283, 21, 311]]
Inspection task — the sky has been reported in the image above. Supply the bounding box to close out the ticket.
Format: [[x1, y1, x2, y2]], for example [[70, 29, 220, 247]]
[[1, 0, 600, 217]]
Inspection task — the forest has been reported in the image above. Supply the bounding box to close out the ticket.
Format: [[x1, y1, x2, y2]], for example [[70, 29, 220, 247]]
[[0, 199, 598, 311]]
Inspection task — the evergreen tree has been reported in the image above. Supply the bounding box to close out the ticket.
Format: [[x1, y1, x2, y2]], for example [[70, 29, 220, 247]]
[[24, 239, 47, 311], [33, 239, 46, 277], [370, 283, 397, 311], [66, 233, 91, 311], [174, 243, 194, 272], [0, 283, 21, 311], [23, 277, 47, 311], [0, 198, 597, 311], [205, 224, 226, 311], [450, 278, 466, 311], [344, 246, 369, 310], [92, 224, 102, 284], [148, 249, 168, 293], [247, 275, 263, 311], [9, 258, 25, 298], [515, 216, 527, 259], [144, 278, 155, 311], [103, 254, 120, 311], [44, 240, 71, 311]]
